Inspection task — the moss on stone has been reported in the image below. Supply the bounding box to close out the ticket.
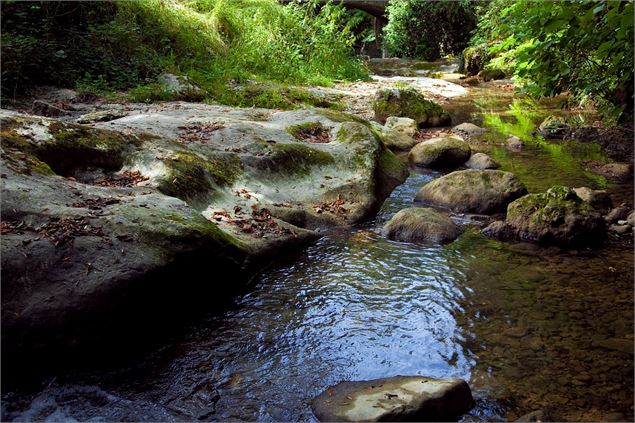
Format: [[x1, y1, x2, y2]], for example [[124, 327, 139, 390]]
[[158, 151, 242, 200], [375, 147, 408, 200], [373, 88, 450, 127], [266, 143, 335, 176], [317, 109, 368, 124], [336, 122, 370, 143]]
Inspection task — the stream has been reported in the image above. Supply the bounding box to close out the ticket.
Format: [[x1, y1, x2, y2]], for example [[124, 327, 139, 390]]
[[2, 62, 633, 422]]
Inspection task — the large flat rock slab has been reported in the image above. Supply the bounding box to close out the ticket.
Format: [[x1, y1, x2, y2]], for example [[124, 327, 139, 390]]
[[311, 376, 474, 422]]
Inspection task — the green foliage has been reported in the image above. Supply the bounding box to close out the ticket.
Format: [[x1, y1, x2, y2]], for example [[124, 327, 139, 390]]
[[383, 0, 477, 60], [1, 0, 368, 100], [471, 0, 634, 121]]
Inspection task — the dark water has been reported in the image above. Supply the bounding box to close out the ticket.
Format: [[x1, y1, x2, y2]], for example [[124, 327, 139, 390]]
[[3, 76, 633, 422]]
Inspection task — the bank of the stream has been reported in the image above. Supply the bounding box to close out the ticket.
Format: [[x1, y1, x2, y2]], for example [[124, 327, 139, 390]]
[[2, 61, 633, 422]]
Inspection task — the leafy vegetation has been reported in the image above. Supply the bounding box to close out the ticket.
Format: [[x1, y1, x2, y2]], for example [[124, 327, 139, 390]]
[[1, 0, 368, 104], [469, 0, 634, 121], [383, 0, 477, 60]]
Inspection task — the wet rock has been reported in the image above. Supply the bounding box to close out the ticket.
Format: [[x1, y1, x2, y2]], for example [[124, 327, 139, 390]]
[[385, 116, 418, 137], [409, 136, 471, 168], [32, 100, 69, 117], [76, 110, 127, 124], [311, 376, 474, 422], [373, 88, 451, 127], [465, 152, 499, 170], [506, 135, 524, 151], [504, 186, 606, 247], [158, 73, 207, 100], [605, 205, 630, 223], [573, 187, 613, 213], [415, 169, 528, 214], [452, 122, 488, 139], [482, 220, 517, 241], [381, 207, 463, 244], [514, 409, 552, 422]]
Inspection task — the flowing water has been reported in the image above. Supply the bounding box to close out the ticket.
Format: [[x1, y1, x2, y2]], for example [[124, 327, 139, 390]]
[[2, 67, 633, 422]]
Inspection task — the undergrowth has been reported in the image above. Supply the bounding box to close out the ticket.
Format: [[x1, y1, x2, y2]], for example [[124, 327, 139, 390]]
[[1, 0, 369, 108]]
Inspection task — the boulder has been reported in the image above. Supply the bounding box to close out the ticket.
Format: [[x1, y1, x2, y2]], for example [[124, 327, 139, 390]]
[[506, 135, 523, 151], [627, 211, 635, 227], [452, 122, 488, 139], [572, 187, 613, 213], [610, 224, 632, 234], [381, 208, 463, 244], [409, 136, 471, 168], [416, 169, 528, 214], [311, 376, 474, 422], [504, 186, 605, 247], [1, 106, 407, 355], [465, 152, 499, 170], [385, 116, 418, 137], [463, 45, 488, 76], [375, 126, 418, 151], [482, 220, 517, 241], [373, 88, 450, 127]]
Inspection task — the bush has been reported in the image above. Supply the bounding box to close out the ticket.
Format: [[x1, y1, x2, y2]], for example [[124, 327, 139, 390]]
[[470, 0, 634, 121], [383, 0, 477, 60]]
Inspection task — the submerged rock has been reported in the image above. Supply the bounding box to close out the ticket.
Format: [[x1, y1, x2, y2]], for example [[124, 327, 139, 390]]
[[584, 161, 632, 181], [382, 207, 463, 244], [311, 376, 474, 422], [409, 136, 471, 168], [504, 186, 606, 247], [452, 122, 488, 139], [465, 152, 499, 170], [385, 116, 418, 137], [373, 88, 450, 127], [506, 135, 524, 151], [416, 169, 527, 214], [1, 105, 407, 354]]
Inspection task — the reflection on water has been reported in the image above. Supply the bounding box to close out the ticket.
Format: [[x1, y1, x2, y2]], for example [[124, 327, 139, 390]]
[[2, 72, 633, 422]]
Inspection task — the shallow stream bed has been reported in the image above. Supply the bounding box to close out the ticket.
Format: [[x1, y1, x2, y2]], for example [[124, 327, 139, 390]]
[[2, 67, 633, 422]]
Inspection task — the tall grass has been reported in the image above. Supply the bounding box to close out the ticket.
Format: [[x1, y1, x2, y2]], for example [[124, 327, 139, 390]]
[[1, 0, 369, 101]]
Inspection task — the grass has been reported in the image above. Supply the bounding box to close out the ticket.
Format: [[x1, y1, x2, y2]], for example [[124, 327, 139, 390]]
[[1, 0, 369, 108]]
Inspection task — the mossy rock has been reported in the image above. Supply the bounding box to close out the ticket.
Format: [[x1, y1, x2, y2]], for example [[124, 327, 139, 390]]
[[382, 207, 463, 244], [479, 67, 506, 82], [505, 185, 605, 247], [416, 169, 528, 214], [158, 151, 242, 202], [245, 142, 335, 177], [1, 117, 143, 176], [375, 147, 409, 200], [373, 88, 450, 127], [463, 44, 488, 76], [409, 137, 471, 168]]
